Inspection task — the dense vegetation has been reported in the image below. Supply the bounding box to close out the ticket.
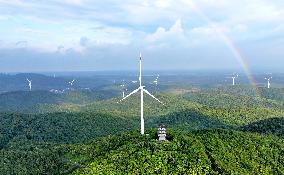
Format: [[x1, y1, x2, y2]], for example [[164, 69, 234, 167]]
[[0, 112, 136, 148], [241, 117, 284, 137], [0, 84, 284, 174], [72, 129, 284, 174]]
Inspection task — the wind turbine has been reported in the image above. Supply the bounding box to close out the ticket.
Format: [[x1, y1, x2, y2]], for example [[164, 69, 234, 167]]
[[26, 78, 32, 91], [153, 74, 159, 93], [68, 79, 75, 86], [118, 53, 164, 135], [265, 77, 272, 89], [231, 74, 238, 86], [120, 80, 126, 98]]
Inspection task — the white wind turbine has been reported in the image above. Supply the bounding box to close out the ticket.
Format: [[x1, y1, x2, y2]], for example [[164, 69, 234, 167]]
[[118, 53, 164, 135], [120, 80, 126, 98], [68, 79, 75, 86], [265, 76, 272, 89], [153, 74, 159, 93], [26, 78, 32, 91], [231, 74, 238, 86]]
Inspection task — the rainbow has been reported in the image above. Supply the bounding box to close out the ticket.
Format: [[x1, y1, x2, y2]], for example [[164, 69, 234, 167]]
[[189, 0, 260, 96]]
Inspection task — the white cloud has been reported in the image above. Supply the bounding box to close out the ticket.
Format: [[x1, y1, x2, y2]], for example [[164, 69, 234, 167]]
[[146, 19, 184, 42], [154, 0, 171, 8], [1, 0, 284, 71]]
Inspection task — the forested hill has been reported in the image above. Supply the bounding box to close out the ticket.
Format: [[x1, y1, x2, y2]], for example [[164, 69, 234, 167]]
[[0, 90, 118, 112], [1, 86, 284, 174], [70, 129, 284, 174]]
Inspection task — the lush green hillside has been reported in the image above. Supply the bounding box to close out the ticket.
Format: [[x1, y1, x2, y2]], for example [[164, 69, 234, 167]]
[[71, 129, 284, 174], [2, 129, 282, 174], [31, 90, 284, 127], [0, 111, 136, 174], [1, 86, 284, 174], [0, 91, 60, 112], [0, 112, 136, 149]]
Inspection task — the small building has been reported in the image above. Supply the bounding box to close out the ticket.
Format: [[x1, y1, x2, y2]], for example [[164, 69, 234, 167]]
[[157, 124, 167, 141]]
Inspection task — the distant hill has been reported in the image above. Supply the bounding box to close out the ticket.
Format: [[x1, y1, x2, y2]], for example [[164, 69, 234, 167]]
[[0, 90, 119, 112], [0, 73, 68, 92], [0, 73, 121, 93], [0, 111, 136, 149], [241, 117, 284, 137], [0, 91, 61, 111], [259, 87, 284, 101]]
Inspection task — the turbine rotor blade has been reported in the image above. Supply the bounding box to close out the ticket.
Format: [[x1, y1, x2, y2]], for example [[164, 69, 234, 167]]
[[143, 89, 164, 105], [119, 88, 140, 102]]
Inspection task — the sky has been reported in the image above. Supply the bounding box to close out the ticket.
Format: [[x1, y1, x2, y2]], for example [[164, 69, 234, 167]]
[[0, 0, 284, 72]]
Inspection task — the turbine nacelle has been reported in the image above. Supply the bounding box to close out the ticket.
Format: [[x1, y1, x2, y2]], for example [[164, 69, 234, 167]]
[[265, 77, 272, 81]]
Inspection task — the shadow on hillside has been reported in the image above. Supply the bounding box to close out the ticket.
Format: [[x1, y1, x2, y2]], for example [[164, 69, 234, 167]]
[[0, 111, 137, 149], [240, 117, 284, 137], [146, 109, 232, 131]]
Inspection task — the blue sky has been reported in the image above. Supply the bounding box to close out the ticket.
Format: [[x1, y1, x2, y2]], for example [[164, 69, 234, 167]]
[[0, 0, 283, 72]]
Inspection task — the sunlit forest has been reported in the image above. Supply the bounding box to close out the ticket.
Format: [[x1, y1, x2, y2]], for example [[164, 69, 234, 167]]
[[0, 72, 283, 174]]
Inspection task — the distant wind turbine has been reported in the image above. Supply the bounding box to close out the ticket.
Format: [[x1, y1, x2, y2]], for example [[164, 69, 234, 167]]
[[68, 79, 75, 86], [118, 53, 164, 135], [153, 74, 159, 93], [26, 78, 32, 91], [120, 80, 126, 98], [265, 77, 272, 89], [231, 74, 238, 86]]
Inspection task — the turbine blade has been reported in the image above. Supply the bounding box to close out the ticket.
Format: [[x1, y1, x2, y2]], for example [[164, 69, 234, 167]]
[[119, 88, 140, 102], [143, 89, 164, 105]]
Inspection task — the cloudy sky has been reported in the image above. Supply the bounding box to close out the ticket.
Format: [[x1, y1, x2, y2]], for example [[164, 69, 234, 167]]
[[0, 0, 283, 72]]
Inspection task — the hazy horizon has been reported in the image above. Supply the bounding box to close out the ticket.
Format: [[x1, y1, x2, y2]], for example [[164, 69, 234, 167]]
[[1, 68, 283, 75]]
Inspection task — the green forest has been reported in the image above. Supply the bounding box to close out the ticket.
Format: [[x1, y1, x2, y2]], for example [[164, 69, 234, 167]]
[[0, 86, 284, 174]]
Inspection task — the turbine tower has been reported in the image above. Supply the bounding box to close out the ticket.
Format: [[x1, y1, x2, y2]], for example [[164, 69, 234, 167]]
[[120, 80, 126, 97], [26, 78, 32, 91], [119, 53, 164, 135], [231, 74, 238, 86], [265, 77, 272, 89]]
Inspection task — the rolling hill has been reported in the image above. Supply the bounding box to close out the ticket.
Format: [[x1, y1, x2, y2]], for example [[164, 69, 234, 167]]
[[0, 90, 119, 112], [1, 85, 284, 174]]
